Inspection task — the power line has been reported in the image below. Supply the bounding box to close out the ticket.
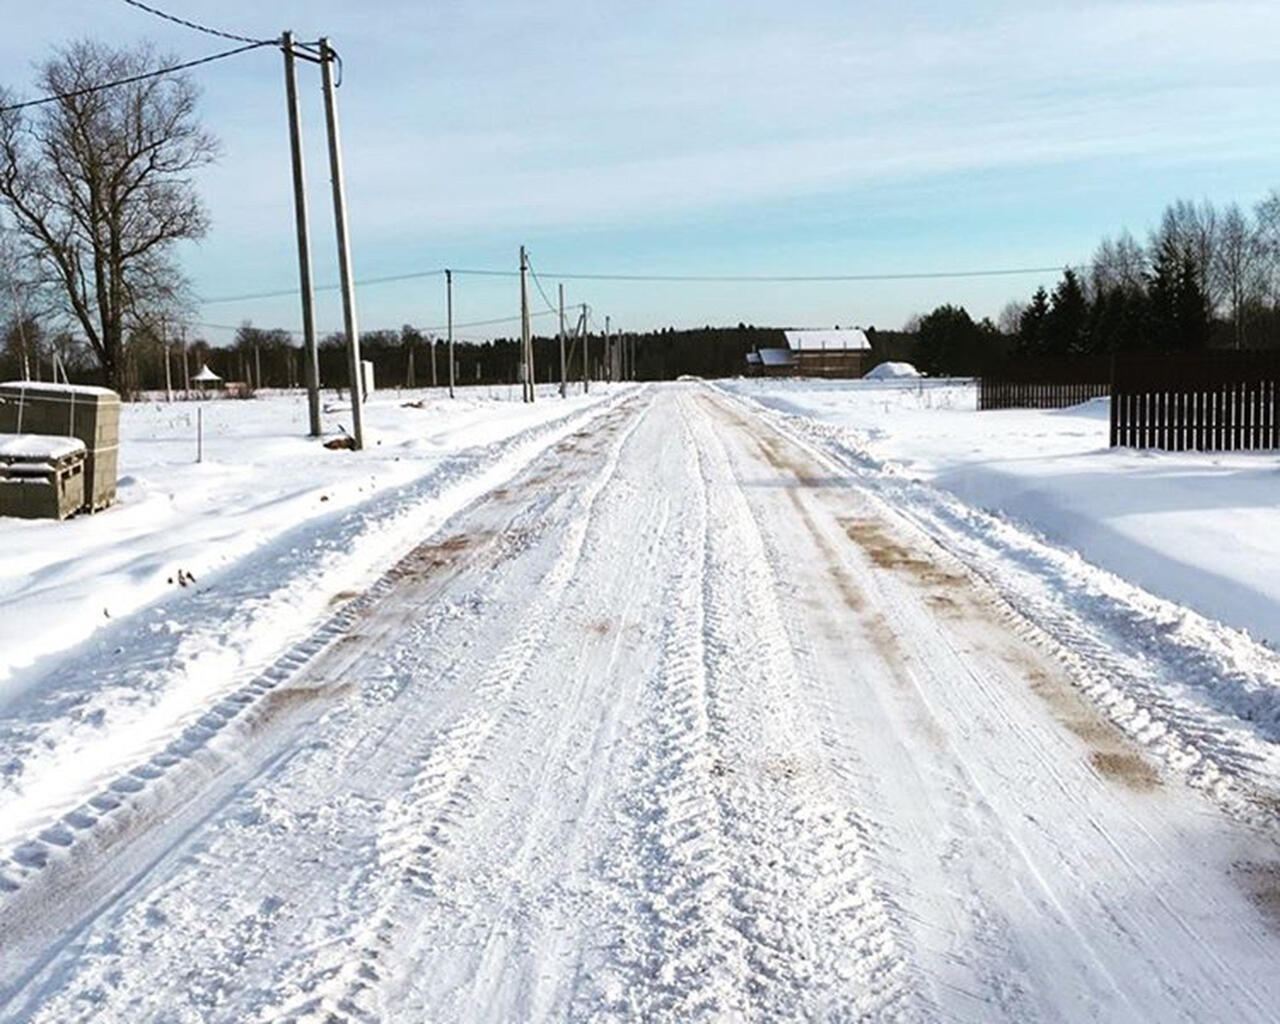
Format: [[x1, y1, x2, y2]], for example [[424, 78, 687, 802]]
[[197, 261, 1088, 305], [0, 40, 275, 113], [536, 265, 1084, 283], [524, 256, 560, 317], [425, 309, 556, 333], [192, 307, 556, 338], [200, 268, 447, 305], [116, 0, 272, 45]]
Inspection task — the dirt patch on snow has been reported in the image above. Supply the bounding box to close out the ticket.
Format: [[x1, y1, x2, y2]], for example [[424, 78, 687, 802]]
[[245, 682, 353, 736], [1089, 751, 1159, 790], [388, 532, 489, 581], [1234, 862, 1280, 931], [836, 510, 1160, 792], [1009, 644, 1160, 792], [839, 517, 967, 589]]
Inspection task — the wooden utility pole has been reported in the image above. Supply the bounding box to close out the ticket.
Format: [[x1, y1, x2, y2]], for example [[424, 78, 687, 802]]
[[558, 283, 567, 398], [161, 317, 172, 402], [430, 331, 438, 388], [320, 37, 365, 447], [181, 328, 190, 396], [604, 315, 611, 384], [519, 246, 534, 403], [7, 275, 32, 381], [581, 303, 589, 394], [281, 31, 322, 437], [446, 269, 455, 398]]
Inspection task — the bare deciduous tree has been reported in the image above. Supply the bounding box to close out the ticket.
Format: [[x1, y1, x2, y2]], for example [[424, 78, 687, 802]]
[[1253, 189, 1280, 309], [1089, 230, 1147, 299], [1151, 199, 1222, 316], [0, 40, 217, 392], [996, 299, 1024, 336], [1214, 203, 1266, 348]]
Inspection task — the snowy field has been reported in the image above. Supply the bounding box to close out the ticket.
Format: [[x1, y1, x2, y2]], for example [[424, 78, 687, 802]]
[[722, 376, 1280, 648], [1, 381, 1279, 1022]]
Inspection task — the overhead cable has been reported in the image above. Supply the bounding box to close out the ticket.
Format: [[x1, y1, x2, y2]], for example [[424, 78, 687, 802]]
[[193, 308, 556, 338], [0, 41, 275, 113], [198, 261, 1091, 305], [116, 0, 271, 45], [524, 256, 560, 317], [536, 265, 1083, 283], [201, 268, 447, 305]]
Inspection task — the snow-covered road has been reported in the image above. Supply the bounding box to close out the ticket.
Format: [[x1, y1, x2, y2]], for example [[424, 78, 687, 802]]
[[2, 384, 1278, 1022]]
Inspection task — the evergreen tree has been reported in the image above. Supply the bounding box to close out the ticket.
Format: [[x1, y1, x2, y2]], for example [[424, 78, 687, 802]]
[[1087, 285, 1146, 354], [1044, 268, 1089, 355], [1146, 237, 1209, 351], [916, 304, 1000, 375], [1017, 287, 1049, 355]]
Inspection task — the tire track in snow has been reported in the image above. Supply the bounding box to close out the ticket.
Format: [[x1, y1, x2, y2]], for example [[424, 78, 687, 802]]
[[0, 399, 644, 1021], [584, 397, 750, 1022], [0, 385, 639, 855], [686, 394, 925, 1021], [254, 397, 654, 1024], [710, 387, 1280, 1020], [718, 385, 1280, 836]]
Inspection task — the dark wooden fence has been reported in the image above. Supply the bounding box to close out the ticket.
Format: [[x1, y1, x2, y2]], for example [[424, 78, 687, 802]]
[[977, 358, 1111, 411], [1111, 350, 1280, 451]]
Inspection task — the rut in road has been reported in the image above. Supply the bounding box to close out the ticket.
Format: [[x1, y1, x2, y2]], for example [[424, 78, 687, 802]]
[[3, 385, 1279, 1024]]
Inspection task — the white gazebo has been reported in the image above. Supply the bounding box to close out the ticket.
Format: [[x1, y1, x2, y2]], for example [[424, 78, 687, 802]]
[[191, 364, 224, 391]]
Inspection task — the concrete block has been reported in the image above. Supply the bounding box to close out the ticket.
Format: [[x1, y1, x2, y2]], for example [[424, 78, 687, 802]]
[[0, 383, 120, 512]]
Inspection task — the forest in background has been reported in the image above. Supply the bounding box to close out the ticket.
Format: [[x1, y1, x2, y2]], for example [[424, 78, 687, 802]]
[[7, 192, 1280, 391]]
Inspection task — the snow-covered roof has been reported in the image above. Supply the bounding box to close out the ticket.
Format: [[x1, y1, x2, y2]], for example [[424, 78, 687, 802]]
[[758, 348, 796, 367], [192, 364, 223, 382], [0, 433, 87, 460], [784, 329, 871, 352], [745, 352, 762, 365], [0, 380, 118, 398]]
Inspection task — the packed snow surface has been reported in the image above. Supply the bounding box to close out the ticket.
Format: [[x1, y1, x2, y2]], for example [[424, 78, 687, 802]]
[[1, 383, 1278, 1022], [0, 383, 627, 841]]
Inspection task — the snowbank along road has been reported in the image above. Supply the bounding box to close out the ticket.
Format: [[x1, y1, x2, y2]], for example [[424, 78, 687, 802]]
[[2, 383, 1278, 1022]]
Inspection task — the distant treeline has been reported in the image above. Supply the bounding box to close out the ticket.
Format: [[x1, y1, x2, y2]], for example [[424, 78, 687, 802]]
[[911, 193, 1280, 376], [14, 189, 1280, 391], [0, 317, 922, 392]]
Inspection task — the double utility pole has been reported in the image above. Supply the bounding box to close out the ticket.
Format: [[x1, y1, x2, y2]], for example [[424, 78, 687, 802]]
[[281, 31, 364, 449]]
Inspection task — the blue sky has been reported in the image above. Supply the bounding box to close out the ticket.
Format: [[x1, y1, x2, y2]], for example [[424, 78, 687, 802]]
[[4, 0, 1279, 342]]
